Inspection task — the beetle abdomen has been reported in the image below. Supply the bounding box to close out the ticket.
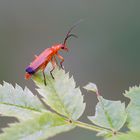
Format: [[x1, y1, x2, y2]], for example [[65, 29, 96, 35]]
[[26, 67, 36, 74]]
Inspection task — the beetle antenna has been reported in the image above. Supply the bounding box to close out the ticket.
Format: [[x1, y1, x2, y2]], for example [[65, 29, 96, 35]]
[[63, 19, 84, 45]]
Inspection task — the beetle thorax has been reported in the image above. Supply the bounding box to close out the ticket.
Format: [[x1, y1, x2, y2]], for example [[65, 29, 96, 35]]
[[51, 44, 62, 53]]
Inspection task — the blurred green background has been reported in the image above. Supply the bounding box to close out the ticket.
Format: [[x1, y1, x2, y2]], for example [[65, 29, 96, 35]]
[[0, 0, 140, 140]]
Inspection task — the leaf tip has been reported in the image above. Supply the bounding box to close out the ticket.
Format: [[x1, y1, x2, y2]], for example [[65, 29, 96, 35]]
[[83, 82, 98, 93]]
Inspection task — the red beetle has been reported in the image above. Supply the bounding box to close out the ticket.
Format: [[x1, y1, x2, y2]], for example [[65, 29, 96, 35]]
[[25, 21, 81, 85]]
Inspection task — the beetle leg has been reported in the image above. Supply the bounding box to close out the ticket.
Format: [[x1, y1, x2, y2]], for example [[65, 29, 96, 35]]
[[56, 53, 64, 69], [42, 70, 47, 86], [34, 55, 38, 58], [50, 57, 56, 79], [42, 63, 48, 86], [54, 56, 58, 66]]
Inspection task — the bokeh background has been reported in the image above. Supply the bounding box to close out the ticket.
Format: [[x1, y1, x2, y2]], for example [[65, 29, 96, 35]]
[[0, 0, 140, 140]]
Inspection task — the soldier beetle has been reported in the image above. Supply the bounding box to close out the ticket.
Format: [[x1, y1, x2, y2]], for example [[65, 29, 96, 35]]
[[25, 20, 82, 85]]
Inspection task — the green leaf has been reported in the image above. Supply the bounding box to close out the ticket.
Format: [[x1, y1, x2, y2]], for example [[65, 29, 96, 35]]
[[124, 86, 140, 106], [0, 82, 45, 121], [126, 104, 140, 131], [88, 96, 127, 131], [0, 111, 75, 140], [124, 86, 140, 131], [108, 131, 140, 140], [33, 63, 86, 120], [83, 82, 98, 93]]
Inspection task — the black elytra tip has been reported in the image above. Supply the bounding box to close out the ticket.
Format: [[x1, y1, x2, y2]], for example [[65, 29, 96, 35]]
[[26, 67, 35, 74]]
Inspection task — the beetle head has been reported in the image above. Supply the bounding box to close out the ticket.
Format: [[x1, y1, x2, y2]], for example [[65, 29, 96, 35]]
[[61, 44, 69, 52]]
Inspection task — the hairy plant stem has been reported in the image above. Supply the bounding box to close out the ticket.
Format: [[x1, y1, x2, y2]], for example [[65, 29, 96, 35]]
[[73, 120, 124, 135], [73, 120, 111, 132]]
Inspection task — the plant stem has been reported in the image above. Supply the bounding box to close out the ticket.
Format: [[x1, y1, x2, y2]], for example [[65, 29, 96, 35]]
[[73, 120, 111, 133], [73, 120, 124, 135]]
